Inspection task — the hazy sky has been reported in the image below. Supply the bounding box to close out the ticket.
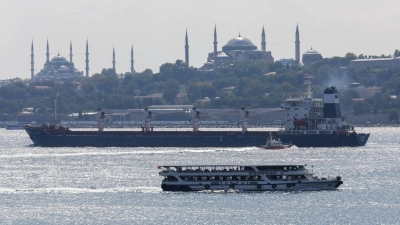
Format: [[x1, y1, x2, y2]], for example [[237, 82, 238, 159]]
[[1, 0, 399, 80]]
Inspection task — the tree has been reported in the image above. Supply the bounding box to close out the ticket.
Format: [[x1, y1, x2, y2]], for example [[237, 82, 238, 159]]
[[388, 108, 399, 121], [200, 84, 217, 99], [340, 89, 360, 110], [187, 83, 201, 103], [101, 68, 116, 76], [394, 49, 400, 58], [353, 101, 372, 115], [345, 52, 357, 62], [81, 83, 95, 94], [162, 78, 179, 103]]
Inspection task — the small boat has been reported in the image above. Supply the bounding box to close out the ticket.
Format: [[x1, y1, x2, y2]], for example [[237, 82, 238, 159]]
[[262, 132, 293, 149], [159, 164, 343, 192]]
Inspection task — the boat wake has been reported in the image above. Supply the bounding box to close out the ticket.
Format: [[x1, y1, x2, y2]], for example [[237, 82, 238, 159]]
[[0, 186, 162, 194], [0, 147, 257, 159]]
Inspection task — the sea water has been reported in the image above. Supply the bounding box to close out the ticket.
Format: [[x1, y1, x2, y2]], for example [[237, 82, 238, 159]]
[[0, 127, 399, 224]]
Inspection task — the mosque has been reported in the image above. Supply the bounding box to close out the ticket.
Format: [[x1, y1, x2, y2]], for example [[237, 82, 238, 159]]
[[195, 26, 274, 71], [30, 40, 84, 82], [30, 40, 135, 82], [184, 24, 323, 70]]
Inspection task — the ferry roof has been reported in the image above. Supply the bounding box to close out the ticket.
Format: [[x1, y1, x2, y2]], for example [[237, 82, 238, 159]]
[[160, 164, 306, 167]]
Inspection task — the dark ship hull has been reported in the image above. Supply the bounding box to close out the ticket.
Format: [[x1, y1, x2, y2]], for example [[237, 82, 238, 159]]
[[276, 132, 370, 147], [25, 127, 269, 147], [24, 126, 369, 147]]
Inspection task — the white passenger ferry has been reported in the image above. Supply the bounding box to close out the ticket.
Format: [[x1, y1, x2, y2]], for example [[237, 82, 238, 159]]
[[159, 164, 343, 192]]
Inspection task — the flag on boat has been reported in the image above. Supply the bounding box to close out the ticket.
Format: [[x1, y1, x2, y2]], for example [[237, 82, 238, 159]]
[[158, 165, 162, 169]]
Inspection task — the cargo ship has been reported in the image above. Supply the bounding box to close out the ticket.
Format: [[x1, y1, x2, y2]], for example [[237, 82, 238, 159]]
[[24, 80, 369, 147]]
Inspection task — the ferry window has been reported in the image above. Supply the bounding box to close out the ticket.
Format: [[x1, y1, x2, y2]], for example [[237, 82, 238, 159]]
[[335, 95, 338, 98], [243, 166, 255, 171], [167, 176, 178, 181], [257, 166, 270, 170]]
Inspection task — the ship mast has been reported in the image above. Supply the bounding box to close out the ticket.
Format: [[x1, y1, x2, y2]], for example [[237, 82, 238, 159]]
[[304, 74, 313, 99], [53, 92, 60, 128], [191, 108, 200, 132], [240, 108, 249, 133]]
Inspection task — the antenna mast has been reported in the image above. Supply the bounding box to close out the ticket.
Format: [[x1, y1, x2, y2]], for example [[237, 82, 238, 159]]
[[304, 74, 313, 99], [53, 92, 60, 128]]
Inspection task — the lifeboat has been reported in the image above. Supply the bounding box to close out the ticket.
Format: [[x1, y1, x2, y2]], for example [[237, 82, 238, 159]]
[[293, 118, 307, 126]]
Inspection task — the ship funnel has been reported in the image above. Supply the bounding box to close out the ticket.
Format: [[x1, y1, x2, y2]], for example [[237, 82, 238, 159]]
[[323, 86, 341, 118]]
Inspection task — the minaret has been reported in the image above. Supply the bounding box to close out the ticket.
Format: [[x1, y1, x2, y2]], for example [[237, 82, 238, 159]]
[[261, 25, 266, 51], [46, 38, 50, 63], [85, 38, 89, 77], [213, 24, 218, 71], [130, 44, 135, 74], [112, 46, 116, 73], [185, 28, 189, 66], [30, 40, 34, 79], [69, 40, 73, 63], [295, 23, 300, 62]]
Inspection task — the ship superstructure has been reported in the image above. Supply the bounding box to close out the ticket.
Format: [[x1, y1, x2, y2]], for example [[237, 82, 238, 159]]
[[276, 75, 370, 147]]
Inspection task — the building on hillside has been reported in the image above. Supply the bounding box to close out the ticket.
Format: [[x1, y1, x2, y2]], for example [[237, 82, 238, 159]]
[[0, 78, 23, 87], [302, 47, 323, 65], [276, 58, 295, 66], [349, 57, 400, 69], [198, 26, 274, 71]]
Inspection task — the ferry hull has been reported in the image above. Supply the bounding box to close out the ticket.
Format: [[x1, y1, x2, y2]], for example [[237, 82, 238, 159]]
[[161, 180, 343, 192]]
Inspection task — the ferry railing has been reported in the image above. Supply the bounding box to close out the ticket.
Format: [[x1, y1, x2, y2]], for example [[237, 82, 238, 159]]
[[168, 168, 255, 173]]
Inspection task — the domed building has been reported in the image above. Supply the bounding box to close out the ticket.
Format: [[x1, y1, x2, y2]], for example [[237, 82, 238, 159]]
[[198, 27, 274, 71], [31, 40, 84, 82], [302, 47, 323, 65]]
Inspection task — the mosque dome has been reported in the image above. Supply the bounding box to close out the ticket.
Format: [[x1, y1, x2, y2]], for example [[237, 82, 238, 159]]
[[302, 47, 323, 65], [222, 34, 257, 51], [217, 52, 229, 58], [303, 47, 321, 55], [58, 65, 70, 72], [51, 53, 68, 62]]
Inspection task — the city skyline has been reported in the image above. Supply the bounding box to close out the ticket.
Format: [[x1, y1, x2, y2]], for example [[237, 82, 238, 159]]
[[0, 0, 399, 79]]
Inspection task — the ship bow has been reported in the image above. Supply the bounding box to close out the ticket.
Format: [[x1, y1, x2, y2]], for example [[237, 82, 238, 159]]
[[356, 133, 370, 146]]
